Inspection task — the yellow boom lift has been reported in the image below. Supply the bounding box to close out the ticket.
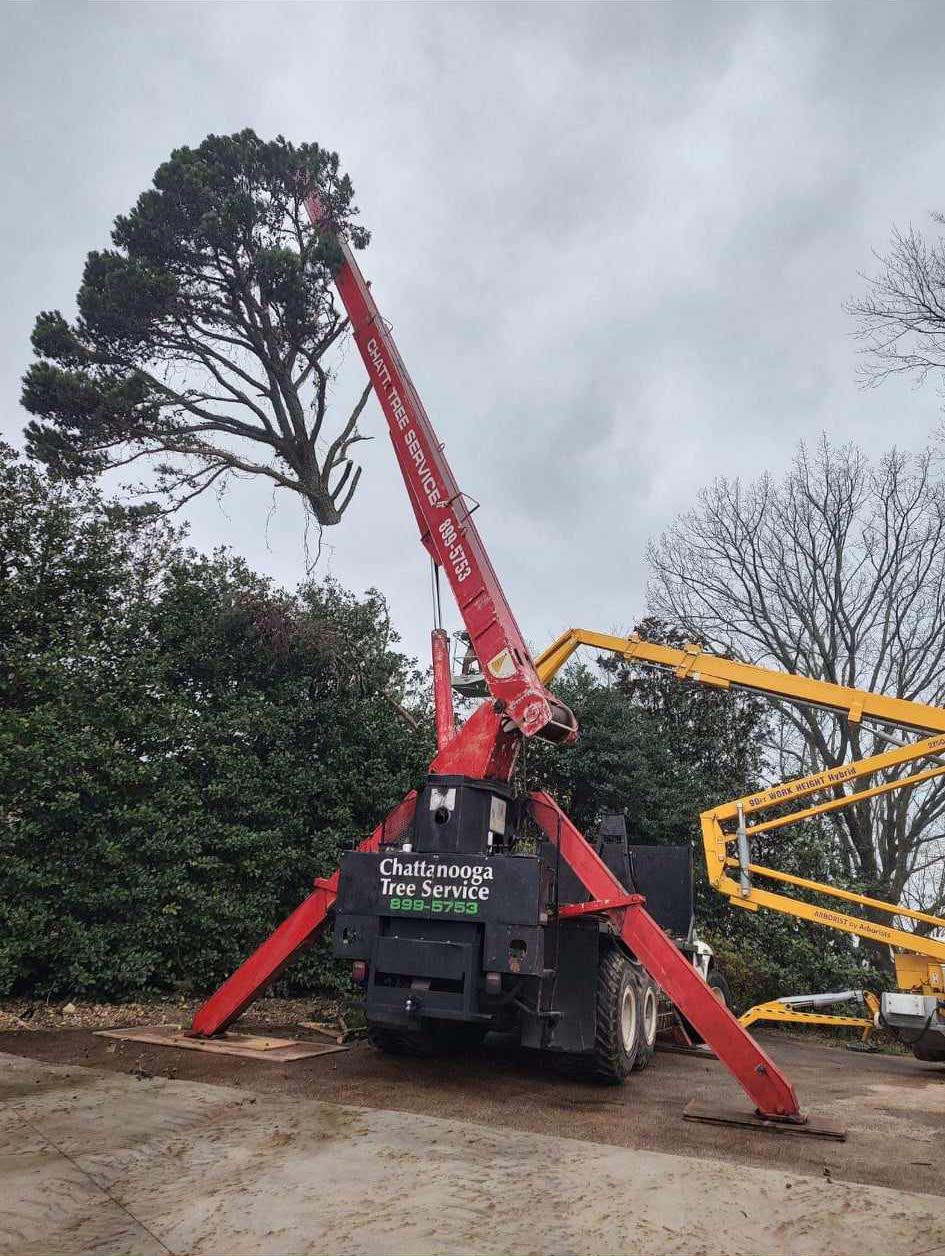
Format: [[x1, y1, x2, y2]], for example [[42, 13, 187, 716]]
[[531, 629, 945, 1060]]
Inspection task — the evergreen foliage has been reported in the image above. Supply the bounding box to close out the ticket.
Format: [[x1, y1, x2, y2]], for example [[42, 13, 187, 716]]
[[21, 131, 372, 525], [0, 445, 883, 1006], [0, 443, 429, 997]]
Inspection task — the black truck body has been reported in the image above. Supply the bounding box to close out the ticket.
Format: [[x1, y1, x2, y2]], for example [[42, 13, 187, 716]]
[[333, 774, 698, 1064]]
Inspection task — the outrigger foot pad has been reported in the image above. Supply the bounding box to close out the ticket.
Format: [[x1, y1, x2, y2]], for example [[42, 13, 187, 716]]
[[683, 1099, 846, 1140]]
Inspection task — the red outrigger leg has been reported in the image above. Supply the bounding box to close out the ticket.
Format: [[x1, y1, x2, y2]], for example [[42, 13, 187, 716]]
[[189, 793, 417, 1038], [529, 792, 803, 1122]]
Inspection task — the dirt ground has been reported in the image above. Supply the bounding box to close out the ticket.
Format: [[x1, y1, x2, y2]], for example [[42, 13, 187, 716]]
[[5, 1048, 945, 1256], [0, 995, 338, 1034], [2, 1015, 943, 1203]]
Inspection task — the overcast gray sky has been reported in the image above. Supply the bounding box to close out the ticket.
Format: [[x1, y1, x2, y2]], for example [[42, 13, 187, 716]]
[[4, 3, 945, 669]]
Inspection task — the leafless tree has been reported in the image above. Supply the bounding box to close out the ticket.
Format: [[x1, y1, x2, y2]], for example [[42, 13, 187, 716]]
[[647, 439, 945, 934], [847, 217, 945, 395]]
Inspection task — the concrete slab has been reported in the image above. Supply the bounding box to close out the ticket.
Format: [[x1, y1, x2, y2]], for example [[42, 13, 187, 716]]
[[1, 1050, 943, 1256]]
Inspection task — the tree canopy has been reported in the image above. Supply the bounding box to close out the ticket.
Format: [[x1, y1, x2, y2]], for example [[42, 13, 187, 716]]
[[848, 215, 945, 402], [21, 130, 372, 527]]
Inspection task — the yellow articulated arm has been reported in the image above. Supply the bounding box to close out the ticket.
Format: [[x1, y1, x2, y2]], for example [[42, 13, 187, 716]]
[[739, 990, 880, 1044], [535, 628, 945, 734], [739, 1000, 874, 1041], [534, 628, 945, 966], [703, 736, 945, 962]]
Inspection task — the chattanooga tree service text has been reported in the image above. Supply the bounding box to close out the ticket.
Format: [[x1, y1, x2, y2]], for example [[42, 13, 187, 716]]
[[379, 855, 494, 901], [365, 336, 473, 585]]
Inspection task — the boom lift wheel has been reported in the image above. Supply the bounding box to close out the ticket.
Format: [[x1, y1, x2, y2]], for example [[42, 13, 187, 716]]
[[594, 945, 642, 1082], [708, 969, 732, 1007]]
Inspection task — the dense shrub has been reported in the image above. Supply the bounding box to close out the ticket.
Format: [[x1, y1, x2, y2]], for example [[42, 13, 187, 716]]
[[0, 444, 430, 997]]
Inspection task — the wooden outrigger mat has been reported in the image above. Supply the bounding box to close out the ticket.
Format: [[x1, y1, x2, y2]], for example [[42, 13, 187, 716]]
[[683, 1100, 846, 1140], [96, 1025, 352, 1062]]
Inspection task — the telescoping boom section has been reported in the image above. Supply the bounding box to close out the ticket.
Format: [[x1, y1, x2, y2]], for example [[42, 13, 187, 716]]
[[191, 211, 808, 1125], [307, 197, 576, 750]]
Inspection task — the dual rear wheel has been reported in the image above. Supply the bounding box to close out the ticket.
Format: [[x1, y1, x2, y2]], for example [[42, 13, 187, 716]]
[[593, 946, 659, 1083]]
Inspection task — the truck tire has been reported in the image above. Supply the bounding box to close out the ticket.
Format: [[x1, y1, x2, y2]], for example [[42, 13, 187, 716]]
[[593, 946, 642, 1083], [677, 967, 734, 1045], [707, 969, 732, 1008], [632, 968, 659, 1072], [912, 1044, 945, 1062]]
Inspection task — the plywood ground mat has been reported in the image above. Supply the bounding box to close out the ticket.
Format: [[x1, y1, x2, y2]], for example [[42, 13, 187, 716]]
[[95, 1024, 351, 1061]]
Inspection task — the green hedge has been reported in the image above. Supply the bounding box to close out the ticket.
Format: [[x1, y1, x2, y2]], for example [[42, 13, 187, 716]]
[[0, 445, 431, 997]]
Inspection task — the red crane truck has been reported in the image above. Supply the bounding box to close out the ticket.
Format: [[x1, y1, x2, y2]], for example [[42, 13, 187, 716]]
[[189, 197, 812, 1128]]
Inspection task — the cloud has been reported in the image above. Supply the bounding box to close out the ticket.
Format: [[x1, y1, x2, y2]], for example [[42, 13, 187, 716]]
[[4, 3, 945, 669]]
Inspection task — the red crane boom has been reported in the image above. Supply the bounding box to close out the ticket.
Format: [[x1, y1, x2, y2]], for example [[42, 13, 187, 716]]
[[310, 195, 575, 746]]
